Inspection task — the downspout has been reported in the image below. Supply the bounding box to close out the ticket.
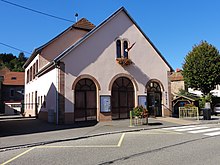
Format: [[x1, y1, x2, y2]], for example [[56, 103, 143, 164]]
[[54, 62, 59, 125]]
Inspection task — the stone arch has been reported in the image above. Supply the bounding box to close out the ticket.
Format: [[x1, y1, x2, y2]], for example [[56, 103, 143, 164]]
[[146, 79, 164, 117], [108, 73, 138, 92], [72, 74, 101, 91], [145, 79, 164, 92]]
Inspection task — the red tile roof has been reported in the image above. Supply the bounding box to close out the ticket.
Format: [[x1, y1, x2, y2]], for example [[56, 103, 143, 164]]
[[3, 72, 25, 85], [73, 18, 95, 30], [169, 71, 184, 81]]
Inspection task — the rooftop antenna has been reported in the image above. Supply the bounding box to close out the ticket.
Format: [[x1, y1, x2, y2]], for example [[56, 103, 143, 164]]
[[75, 13, 78, 22]]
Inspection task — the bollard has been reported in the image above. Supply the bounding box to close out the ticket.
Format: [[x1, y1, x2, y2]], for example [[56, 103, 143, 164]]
[[129, 110, 134, 127]]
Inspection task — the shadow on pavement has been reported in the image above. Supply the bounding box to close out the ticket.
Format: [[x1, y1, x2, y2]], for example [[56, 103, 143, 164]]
[[147, 122, 163, 126], [0, 117, 98, 137]]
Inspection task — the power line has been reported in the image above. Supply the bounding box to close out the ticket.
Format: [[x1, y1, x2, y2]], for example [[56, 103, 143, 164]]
[[0, 0, 74, 23], [0, 42, 31, 54]]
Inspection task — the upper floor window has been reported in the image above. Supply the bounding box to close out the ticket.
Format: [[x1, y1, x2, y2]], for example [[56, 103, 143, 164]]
[[27, 70, 29, 83], [30, 66, 33, 81], [33, 63, 36, 79], [116, 40, 121, 58], [123, 41, 128, 58], [116, 39, 130, 59], [36, 60, 38, 74], [116, 39, 132, 66]]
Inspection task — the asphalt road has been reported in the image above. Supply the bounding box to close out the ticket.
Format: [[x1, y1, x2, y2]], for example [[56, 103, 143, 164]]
[[1, 124, 220, 165]]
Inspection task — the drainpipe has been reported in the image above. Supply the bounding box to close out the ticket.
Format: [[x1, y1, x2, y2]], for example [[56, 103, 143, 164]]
[[55, 62, 59, 125]]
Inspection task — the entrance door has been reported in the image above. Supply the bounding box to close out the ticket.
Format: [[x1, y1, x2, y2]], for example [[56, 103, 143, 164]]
[[111, 77, 134, 119], [74, 78, 97, 121], [147, 82, 162, 117]]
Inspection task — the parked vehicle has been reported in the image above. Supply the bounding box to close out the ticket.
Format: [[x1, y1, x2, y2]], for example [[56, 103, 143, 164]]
[[213, 103, 220, 115]]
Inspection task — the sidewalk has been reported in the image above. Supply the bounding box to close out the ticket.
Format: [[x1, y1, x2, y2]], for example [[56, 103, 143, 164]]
[[0, 115, 219, 151]]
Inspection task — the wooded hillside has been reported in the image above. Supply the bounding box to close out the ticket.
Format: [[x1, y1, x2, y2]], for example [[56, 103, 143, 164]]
[[0, 52, 27, 72]]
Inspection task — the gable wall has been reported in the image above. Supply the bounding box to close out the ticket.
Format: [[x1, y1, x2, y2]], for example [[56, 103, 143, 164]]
[[62, 11, 171, 113]]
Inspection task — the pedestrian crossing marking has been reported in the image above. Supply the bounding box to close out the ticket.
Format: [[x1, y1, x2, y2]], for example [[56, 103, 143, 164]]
[[204, 131, 220, 136], [189, 128, 220, 134], [163, 125, 196, 130], [175, 126, 208, 132], [163, 125, 220, 137]]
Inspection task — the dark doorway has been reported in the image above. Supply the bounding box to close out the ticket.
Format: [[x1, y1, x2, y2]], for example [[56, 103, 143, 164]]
[[147, 82, 162, 117], [111, 77, 134, 119], [74, 78, 97, 122]]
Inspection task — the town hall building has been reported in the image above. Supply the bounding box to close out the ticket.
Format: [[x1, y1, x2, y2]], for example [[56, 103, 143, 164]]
[[24, 7, 173, 124]]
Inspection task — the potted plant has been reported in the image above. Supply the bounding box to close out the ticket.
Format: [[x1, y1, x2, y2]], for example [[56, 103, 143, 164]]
[[133, 106, 148, 125], [116, 58, 132, 66]]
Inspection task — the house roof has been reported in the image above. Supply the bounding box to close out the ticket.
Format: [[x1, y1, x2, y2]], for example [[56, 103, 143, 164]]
[[53, 7, 173, 71], [169, 71, 184, 81], [3, 72, 25, 86], [23, 18, 95, 68], [172, 95, 197, 102], [73, 18, 95, 30]]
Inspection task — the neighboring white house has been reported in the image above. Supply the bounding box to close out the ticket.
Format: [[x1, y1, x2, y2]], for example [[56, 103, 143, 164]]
[[24, 7, 173, 124]]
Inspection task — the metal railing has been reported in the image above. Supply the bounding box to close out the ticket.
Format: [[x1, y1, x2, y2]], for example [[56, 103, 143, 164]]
[[179, 107, 199, 120]]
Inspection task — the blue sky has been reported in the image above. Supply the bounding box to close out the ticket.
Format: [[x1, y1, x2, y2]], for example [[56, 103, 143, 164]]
[[0, 0, 220, 70]]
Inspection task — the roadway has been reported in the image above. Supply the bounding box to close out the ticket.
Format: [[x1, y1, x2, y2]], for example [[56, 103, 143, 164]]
[[1, 123, 220, 165]]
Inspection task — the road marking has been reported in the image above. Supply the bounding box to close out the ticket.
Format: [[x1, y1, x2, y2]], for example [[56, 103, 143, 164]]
[[204, 131, 220, 136], [188, 128, 220, 134], [1, 147, 35, 165], [175, 126, 208, 132], [37, 145, 117, 148], [163, 125, 220, 137], [157, 129, 183, 134], [163, 125, 196, 130], [117, 133, 125, 147], [129, 130, 182, 135]]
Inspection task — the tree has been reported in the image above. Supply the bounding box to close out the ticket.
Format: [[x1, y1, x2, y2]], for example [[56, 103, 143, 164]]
[[182, 41, 220, 96], [0, 52, 27, 71]]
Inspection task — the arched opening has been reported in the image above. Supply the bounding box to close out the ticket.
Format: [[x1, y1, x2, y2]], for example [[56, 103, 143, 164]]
[[74, 78, 97, 121], [111, 77, 134, 119], [123, 40, 128, 58], [116, 39, 122, 58], [147, 81, 162, 117]]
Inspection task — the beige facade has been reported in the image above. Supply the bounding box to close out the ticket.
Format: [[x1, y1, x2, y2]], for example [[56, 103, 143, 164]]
[[169, 70, 185, 96], [24, 7, 173, 124]]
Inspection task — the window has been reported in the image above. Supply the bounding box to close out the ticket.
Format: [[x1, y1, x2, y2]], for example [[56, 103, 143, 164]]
[[10, 89, 15, 97], [30, 66, 32, 81], [11, 77, 17, 80], [123, 41, 128, 58], [116, 39, 130, 58], [31, 92, 34, 109], [116, 40, 121, 58], [38, 96, 40, 107], [27, 70, 29, 83], [33, 63, 35, 79], [43, 95, 46, 108], [36, 60, 38, 74], [115, 39, 133, 66], [26, 94, 28, 109], [28, 93, 30, 109]]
